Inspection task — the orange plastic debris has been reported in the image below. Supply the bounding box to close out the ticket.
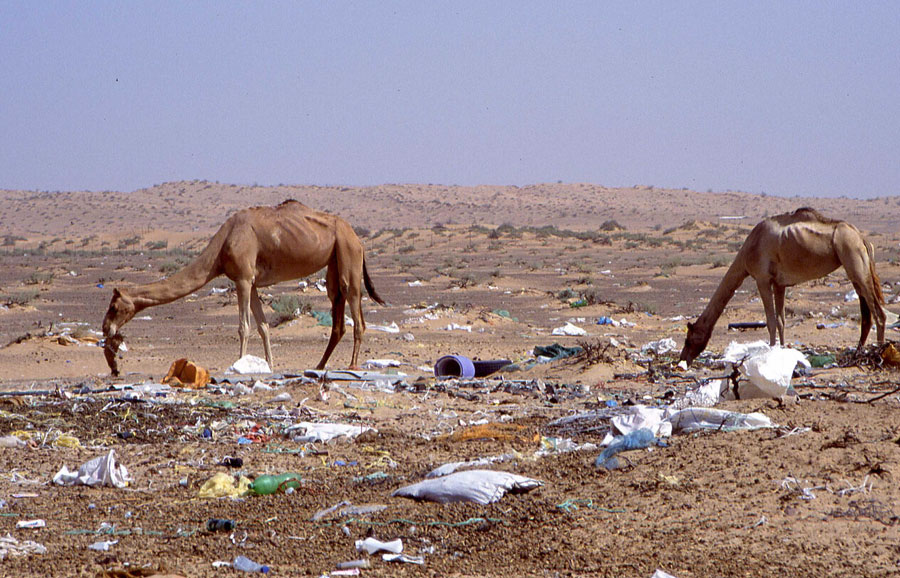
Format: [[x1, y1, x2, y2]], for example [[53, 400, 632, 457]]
[[162, 358, 210, 389], [445, 423, 538, 443]]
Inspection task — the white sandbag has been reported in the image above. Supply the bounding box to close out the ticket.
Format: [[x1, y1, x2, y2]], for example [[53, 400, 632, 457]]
[[740, 347, 809, 397], [666, 407, 773, 434], [226, 355, 271, 375], [392, 469, 543, 504]]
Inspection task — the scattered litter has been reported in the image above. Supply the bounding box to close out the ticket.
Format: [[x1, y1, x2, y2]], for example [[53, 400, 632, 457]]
[[286, 422, 375, 443], [197, 472, 252, 498], [728, 321, 767, 330], [363, 359, 401, 369], [724, 342, 809, 398], [355, 537, 403, 555], [651, 570, 680, 578], [667, 408, 773, 434], [595, 429, 659, 469], [0, 534, 47, 559], [426, 454, 516, 478], [234, 554, 270, 573], [53, 450, 131, 488], [15, 520, 46, 529], [88, 539, 118, 551], [370, 321, 400, 333], [534, 343, 583, 362], [442, 323, 472, 332], [0, 435, 27, 449], [844, 289, 859, 302], [641, 338, 677, 355], [392, 469, 543, 504], [226, 355, 272, 375], [552, 322, 586, 336], [336, 559, 371, 570], [311, 502, 388, 522], [383, 553, 425, 564], [434, 355, 511, 378], [250, 473, 302, 495], [268, 392, 292, 404]]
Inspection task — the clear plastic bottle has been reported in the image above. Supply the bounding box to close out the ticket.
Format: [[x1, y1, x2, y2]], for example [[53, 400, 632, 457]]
[[233, 555, 270, 573]]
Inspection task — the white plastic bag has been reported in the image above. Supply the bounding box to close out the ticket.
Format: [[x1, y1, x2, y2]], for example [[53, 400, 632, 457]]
[[392, 470, 543, 504], [52, 450, 132, 488], [286, 422, 374, 443]]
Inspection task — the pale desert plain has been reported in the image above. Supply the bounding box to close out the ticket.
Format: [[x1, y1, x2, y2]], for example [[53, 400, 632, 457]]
[[2, 182, 900, 577]]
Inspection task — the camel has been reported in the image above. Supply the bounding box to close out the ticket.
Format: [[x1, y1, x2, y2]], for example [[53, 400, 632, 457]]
[[102, 200, 385, 376], [679, 208, 887, 366]]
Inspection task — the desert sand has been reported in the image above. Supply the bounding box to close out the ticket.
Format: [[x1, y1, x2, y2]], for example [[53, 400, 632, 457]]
[[1, 182, 899, 577]]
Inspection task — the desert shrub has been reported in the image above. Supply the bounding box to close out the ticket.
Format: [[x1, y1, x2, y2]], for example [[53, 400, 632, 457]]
[[270, 294, 311, 326], [556, 288, 579, 301], [118, 235, 143, 250], [145, 240, 168, 251], [576, 338, 617, 366], [354, 225, 371, 239], [398, 244, 416, 254], [487, 228, 501, 240], [449, 274, 476, 289], [159, 262, 180, 274], [581, 287, 612, 306], [599, 220, 624, 232], [710, 257, 730, 269], [25, 272, 54, 285], [3, 291, 39, 307]]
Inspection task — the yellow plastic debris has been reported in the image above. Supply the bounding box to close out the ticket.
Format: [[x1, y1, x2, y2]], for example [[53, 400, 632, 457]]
[[197, 472, 251, 498]]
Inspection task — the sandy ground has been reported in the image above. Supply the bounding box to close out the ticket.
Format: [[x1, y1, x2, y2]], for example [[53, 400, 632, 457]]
[[1, 183, 900, 577]]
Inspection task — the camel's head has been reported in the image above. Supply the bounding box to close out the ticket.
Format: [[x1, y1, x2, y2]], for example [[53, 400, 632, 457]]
[[679, 321, 710, 366], [102, 288, 136, 338]]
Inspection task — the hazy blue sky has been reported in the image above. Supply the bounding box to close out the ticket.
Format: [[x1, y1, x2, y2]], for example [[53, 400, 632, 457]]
[[2, 2, 898, 197]]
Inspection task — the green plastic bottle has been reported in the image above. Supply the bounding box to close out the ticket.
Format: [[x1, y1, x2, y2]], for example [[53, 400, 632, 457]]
[[250, 473, 302, 495]]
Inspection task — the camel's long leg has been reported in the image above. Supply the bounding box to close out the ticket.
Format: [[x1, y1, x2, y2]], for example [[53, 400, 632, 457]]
[[235, 279, 253, 360], [756, 278, 778, 346], [345, 265, 366, 369], [249, 286, 273, 366], [773, 284, 786, 346], [316, 265, 346, 370], [834, 229, 886, 348]]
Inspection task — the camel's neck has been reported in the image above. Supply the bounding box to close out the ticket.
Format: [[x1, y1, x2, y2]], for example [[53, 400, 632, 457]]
[[129, 240, 224, 312], [694, 259, 749, 337]]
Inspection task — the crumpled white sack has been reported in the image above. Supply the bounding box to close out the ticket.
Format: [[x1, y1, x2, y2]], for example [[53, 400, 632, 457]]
[[666, 407, 773, 434], [641, 338, 678, 355], [226, 355, 271, 375], [53, 449, 132, 488], [552, 322, 586, 336], [721, 340, 772, 363], [392, 469, 543, 504], [740, 347, 809, 397], [286, 422, 375, 443], [611, 405, 671, 438]]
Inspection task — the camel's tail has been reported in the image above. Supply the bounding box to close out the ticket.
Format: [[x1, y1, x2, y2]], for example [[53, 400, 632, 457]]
[[363, 257, 386, 305], [866, 240, 885, 306]]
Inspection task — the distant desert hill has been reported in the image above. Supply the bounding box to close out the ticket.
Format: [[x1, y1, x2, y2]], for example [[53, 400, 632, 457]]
[[2, 181, 898, 242]]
